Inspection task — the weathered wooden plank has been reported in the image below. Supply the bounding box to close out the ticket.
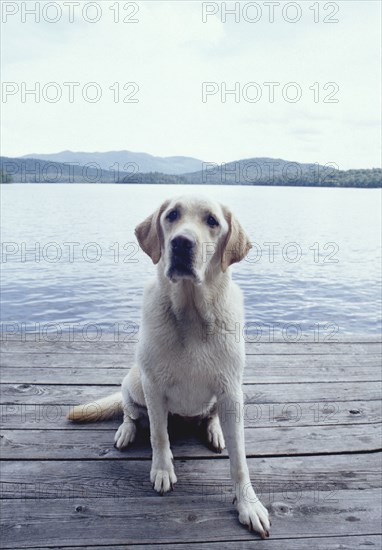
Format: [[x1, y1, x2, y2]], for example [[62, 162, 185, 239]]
[[1, 334, 374, 343], [251, 341, 381, 355], [2, 361, 381, 385], [1, 423, 380, 459], [1, 453, 380, 499], [2, 351, 379, 372], [140, 539, 382, 550], [1, 400, 380, 430], [1, 340, 381, 355], [1, 381, 379, 406], [2, 334, 380, 344], [0, 489, 380, 548], [14, 537, 382, 550]]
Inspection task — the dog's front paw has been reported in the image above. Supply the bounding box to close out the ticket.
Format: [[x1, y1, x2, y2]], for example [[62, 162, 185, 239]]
[[114, 420, 136, 449], [150, 466, 177, 495], [236, 497, 270, 539], [206, 418, 225, 453]]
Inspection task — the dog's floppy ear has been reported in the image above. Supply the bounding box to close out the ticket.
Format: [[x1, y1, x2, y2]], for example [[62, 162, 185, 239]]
[[221, 206, 252, 272], [135, 200, 170, 264]]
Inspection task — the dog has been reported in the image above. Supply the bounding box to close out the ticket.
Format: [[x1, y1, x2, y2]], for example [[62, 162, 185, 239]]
[[68, 195, 271, 538]]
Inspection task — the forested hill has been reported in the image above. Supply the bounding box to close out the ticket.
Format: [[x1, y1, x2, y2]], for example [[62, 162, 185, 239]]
[[183, 158, 382, 187], [0, 156, 132, 183], [1, 155, 381, 188]]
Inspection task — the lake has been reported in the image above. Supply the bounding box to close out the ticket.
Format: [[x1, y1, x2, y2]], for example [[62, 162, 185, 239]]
[[1, 184, 381, 341]]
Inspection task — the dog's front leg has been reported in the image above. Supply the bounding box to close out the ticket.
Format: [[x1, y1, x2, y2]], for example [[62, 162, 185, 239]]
[[218, 387, 270, 539], [142, 378, 177, 495]]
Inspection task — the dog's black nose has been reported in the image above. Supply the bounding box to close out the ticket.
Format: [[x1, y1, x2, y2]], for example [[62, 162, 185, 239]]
[[171, 235, 195, 253]]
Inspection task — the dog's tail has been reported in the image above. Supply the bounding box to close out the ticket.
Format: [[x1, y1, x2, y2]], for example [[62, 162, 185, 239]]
[[67, 392, 123, 422]]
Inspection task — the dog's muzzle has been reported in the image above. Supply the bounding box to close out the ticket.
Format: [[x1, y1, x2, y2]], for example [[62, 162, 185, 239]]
[[168, 235, 196, 279]]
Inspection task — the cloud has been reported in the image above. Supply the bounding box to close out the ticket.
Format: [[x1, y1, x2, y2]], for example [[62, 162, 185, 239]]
[[1, 0, 381, 169]]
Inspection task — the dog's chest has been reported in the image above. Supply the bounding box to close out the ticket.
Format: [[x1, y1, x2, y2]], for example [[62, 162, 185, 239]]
[[137, 280, 245, 415], [138, 316, 243, 416], [165, 374, 216, 416]]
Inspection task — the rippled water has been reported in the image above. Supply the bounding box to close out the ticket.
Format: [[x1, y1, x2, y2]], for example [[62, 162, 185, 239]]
[[1, 184, 381, 338]]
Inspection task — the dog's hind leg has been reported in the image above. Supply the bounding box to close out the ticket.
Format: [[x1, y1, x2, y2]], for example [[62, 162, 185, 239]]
[[114, 365, 147, 449]]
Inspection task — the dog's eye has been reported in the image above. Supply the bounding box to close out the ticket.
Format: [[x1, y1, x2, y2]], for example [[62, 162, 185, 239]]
[[207, 215, 219, 228], [167, 210, 178, 222]]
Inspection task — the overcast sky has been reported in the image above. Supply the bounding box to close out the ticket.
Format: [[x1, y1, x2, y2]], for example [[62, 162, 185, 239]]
[[1, 0, 381, 168]]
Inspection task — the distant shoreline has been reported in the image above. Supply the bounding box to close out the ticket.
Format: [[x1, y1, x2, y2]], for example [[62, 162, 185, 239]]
[[1, 155, 381, 188], [2, 182, 381, 190]]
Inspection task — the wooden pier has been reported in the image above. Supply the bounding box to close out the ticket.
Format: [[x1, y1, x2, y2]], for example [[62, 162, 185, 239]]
[[1, 337, 381, 549]]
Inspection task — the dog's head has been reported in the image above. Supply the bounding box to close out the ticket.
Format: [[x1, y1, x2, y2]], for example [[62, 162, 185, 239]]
[[135, 195, 252, 283]]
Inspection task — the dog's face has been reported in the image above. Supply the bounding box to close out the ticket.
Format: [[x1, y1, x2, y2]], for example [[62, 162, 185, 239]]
[[135, 195, 252, 283], [160, 196, 229, 283]]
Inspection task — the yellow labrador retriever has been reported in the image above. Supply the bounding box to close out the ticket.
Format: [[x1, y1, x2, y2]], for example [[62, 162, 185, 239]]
[[68, 195, 271, 538]]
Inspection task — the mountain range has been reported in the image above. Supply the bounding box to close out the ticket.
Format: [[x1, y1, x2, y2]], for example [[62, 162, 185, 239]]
[[22, 150, 204, 175], [1, 151, 381, 188]]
